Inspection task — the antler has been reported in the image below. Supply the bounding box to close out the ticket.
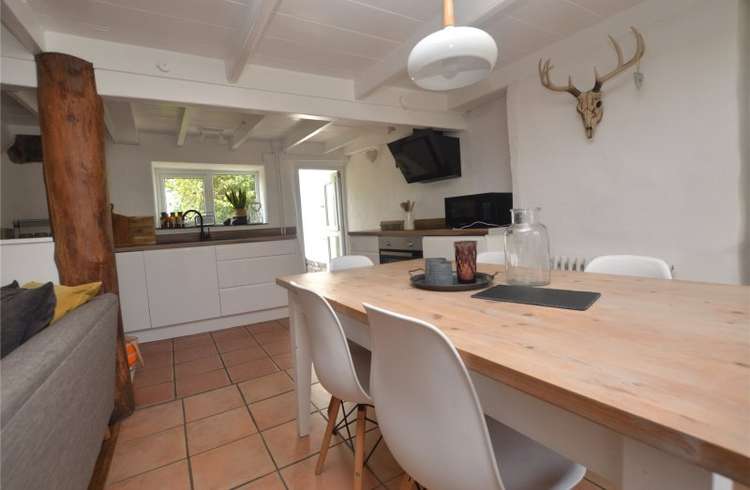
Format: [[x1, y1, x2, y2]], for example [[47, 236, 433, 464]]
[[538, 58, 581, 98], [594, 27, 645, 89]]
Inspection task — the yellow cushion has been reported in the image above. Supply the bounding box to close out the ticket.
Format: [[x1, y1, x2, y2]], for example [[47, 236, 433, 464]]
[[23, 281, 102, 323]]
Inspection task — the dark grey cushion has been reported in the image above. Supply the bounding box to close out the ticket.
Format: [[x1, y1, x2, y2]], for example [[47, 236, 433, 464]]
[[1, 281, 56, 358]]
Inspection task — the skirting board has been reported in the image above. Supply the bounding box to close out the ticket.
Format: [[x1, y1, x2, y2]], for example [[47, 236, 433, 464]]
[[127, 307, 289, 342]]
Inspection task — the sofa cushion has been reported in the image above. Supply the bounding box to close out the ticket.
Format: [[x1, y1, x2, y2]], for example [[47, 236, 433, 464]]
[[1, 281, 56, 358], [23, 281, 102, 323]]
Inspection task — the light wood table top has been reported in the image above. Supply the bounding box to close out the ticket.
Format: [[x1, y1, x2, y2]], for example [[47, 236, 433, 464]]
[[278, 260, 750, 484]]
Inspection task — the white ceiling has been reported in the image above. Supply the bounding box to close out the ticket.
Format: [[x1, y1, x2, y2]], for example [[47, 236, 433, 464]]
[[26, 0, 646, 83]]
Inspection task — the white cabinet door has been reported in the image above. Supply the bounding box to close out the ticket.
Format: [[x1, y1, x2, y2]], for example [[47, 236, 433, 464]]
[[215, 239, 298, 261], [219, 283, 289, 316], [115, 251, 151, 332], [349, 235, 379, 254], [217, 255, 302, 289], [144, 246, 221, 328]]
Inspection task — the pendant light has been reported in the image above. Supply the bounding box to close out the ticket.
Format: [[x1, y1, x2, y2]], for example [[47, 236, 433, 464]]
[[408, 0, 498, 91]]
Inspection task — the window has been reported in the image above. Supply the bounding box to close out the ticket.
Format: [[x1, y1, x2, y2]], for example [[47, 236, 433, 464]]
[[153, 163, 265, 226]]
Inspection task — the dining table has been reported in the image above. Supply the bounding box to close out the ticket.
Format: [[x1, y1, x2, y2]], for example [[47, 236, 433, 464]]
[[276, 259, 750, 490]]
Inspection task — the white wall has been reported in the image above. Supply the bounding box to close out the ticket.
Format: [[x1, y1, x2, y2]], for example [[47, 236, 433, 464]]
[[507, 0, 746, 284], [345, 95, 512, 230], [106, 132, 299, 229]]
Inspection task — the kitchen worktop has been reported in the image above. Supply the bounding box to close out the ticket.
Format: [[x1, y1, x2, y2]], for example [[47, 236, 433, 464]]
[[115, 227, 296, 252], [348, 228, 491, 237]]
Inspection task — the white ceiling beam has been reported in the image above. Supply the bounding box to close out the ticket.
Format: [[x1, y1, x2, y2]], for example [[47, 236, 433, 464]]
[[6, 89, 38, 115], [353, 0, 516, 99], [324, 131, 362, 154], [102, 99, 139, 145], [283, 120, 332, 152], [4, 33, 468, 130], [225, 0, 280, 83], [176, 107, 193, 146], [230, 116, 263, 150], [1, 0, 45, 54], [344, 126, 412, 156]]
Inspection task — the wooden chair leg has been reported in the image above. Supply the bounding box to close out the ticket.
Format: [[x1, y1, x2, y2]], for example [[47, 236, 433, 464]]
[[399, 474, 414, 490], [353, 404, 367, 490], [315, 396, 341, 475]]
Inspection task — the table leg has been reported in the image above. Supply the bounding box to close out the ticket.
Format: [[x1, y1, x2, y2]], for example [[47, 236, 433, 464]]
[[288, 290, 312, 437]]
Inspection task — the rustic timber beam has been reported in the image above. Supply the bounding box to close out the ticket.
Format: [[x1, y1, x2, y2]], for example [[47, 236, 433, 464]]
[[35, 52, 135, 422]]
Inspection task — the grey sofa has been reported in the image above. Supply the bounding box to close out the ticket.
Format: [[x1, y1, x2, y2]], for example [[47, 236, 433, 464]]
[[1, 293, 119, 490]]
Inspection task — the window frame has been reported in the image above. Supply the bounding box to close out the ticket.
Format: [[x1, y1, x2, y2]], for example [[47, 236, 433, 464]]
[[152, 162, 265, 226]]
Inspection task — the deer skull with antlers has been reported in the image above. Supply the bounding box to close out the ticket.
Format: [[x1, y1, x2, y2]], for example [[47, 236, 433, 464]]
[[538, 27, 645, 139]]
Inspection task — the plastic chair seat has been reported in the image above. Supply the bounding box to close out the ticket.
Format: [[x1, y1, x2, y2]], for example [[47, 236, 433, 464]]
[[486, 416, 586, 490]]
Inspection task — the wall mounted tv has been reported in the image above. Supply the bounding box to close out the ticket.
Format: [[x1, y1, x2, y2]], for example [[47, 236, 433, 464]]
[[387, 129, 460, 183]]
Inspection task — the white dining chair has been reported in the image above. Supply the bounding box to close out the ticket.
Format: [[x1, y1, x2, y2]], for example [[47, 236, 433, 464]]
[[477, 251, 505, 265], [363, 303, 586, 490], [288, 281, 373, 490], [585, 254, 672, 279], [329, 255, 374, 272]]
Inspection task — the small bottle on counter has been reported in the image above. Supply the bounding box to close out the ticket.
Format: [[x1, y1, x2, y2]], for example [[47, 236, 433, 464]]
[[169, 212, 176, 229], [160, 212, 168, 229], [177, 211, 184, 228]]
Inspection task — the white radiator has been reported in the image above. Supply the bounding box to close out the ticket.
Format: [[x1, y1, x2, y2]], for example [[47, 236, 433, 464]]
[[550, 256, 588, 272]]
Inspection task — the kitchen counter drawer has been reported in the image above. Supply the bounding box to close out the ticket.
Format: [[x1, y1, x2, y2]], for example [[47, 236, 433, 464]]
[[215, 239, 298, 261], [220, 283, 288, 316], [217, 255, 301, 289]]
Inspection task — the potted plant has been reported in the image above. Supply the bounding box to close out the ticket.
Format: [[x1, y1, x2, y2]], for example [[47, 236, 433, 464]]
[[225, 187, 248, 225]]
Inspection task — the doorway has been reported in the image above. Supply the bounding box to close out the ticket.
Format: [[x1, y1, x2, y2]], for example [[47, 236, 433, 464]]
[[297, 168, 345, 272]]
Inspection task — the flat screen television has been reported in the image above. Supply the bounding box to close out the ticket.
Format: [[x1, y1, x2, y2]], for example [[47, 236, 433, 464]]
[[387, 129, 460, 183]]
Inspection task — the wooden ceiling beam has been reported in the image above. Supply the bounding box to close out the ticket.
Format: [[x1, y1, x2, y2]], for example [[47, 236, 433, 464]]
[[6, 89, 38, 115], [324, 131, 361, 154], [225, 0, 280, 83], [343, 126, 412, 155], [1, 0, 45, 54], [283, 119, 332, 152], [176, 107, 193, 147]]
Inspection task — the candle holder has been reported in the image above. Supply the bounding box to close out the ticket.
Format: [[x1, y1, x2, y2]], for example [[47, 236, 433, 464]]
[[454, 240, 477, 283]]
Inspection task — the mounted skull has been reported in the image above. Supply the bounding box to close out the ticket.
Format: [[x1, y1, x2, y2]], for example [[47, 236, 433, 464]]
[[538, 27, 645, 139]]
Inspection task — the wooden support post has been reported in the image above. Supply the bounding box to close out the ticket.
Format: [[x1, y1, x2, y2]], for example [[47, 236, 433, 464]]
[[35, 52, 135, 421]]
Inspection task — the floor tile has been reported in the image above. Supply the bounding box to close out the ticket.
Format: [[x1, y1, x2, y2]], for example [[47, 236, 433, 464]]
[[235, 472, 286, 490], [140, 349, 173, 368], [133, 365, 173, 388], [246, 320, 285, 334], [280, 443, 379, 490], [120, 400, 183, 442], [252, 330, 290, 345], [187, 406, 257, 455], [173, 334, 214, 351], [176, 368, 230, 398], [105, 460, 190, 490], [183, 385, 245, 422], [211, 326, 251, 341], [221, 345, 270, 367], [271, 353, 294, 370], [108, 426, 186, 483], [382, 474, 408, 490], [174, 344, 218, 364], [190, 434, 275, 490], [262, 412, 339, 468], [174, 355, 223, 378], [358, 429, 402, 483], [216, 336, 259, 353], [575, 480, 604, 490], [249, 391, 315, 431], [227, 357, 279, 383], [238, 371, 294, 403], [261, 339, 291, 356], [134, 381, 174, 408], [139, 340, 172, 354]]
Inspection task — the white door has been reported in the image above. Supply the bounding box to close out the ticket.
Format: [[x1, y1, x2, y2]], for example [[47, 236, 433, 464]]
[[323, 171, 344, 261]]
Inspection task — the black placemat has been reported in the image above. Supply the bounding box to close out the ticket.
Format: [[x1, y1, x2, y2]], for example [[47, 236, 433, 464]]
[[471, 284, 600, 311]]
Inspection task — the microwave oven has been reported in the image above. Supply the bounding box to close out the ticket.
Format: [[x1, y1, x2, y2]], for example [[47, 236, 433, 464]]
[[444, 193, 513, 229]]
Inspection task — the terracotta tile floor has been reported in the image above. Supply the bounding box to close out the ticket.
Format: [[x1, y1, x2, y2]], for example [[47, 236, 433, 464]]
[[109, 319, 606, 490]]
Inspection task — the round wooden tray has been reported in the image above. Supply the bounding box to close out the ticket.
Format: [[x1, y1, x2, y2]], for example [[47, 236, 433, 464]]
[[409, 272, 496, 292]]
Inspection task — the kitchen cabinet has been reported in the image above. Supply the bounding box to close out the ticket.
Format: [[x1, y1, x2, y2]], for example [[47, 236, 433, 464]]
[[115, 251, 151, 333], [348, 235, 380, 265], [143, 246, 221, 328]]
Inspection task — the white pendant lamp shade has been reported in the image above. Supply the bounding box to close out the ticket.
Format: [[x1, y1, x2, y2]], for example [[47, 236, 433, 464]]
[[408, 0, 498, 91]]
